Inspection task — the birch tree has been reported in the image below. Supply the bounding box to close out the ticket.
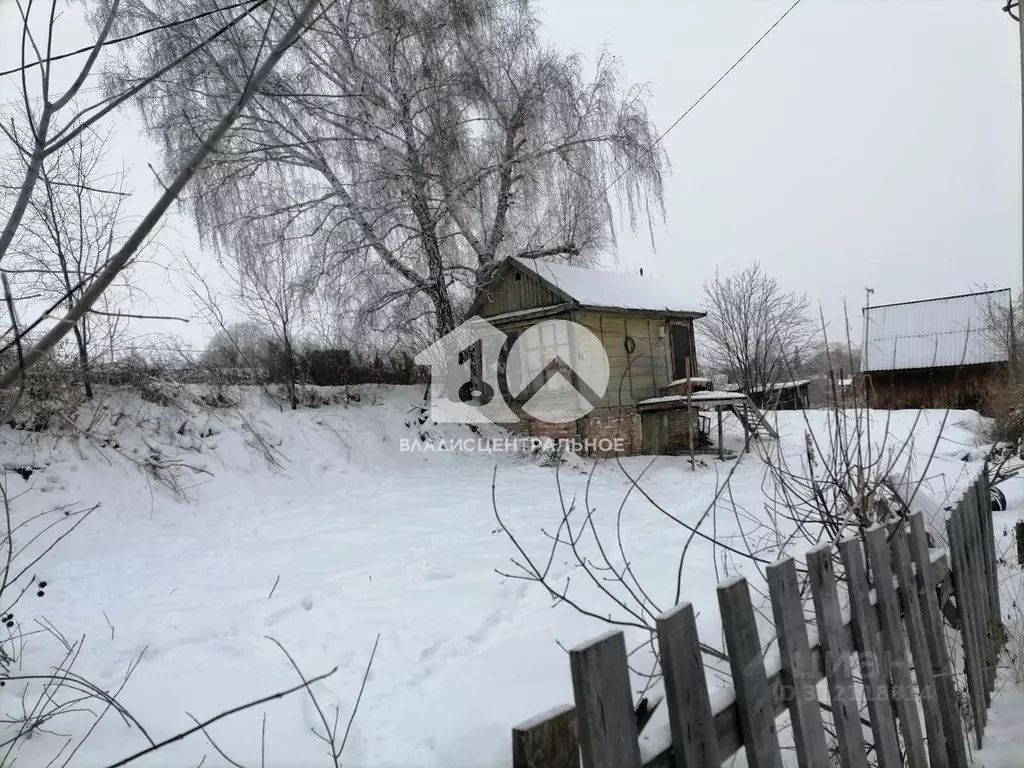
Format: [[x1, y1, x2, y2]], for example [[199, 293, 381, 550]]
[[0, 0, 323, 391], [99, 0, 668, 339]]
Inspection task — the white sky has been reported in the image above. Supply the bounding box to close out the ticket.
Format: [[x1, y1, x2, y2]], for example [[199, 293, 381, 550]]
[[1, 0, 1021, 352]]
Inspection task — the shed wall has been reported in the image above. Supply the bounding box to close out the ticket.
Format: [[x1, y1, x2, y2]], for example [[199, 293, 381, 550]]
[[575, 312, 677, 408], [865, 363, 1006, 412], [476, 268, 562, 318]]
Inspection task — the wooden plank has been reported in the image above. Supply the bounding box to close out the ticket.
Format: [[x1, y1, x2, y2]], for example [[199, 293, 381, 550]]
[[977, 475, 1002, 686], [513, 704, 579, 768], [908, 512, 969, 768], [568, 630, 641, 768], [655, 602, 719, 768], [805, 544, 870, 768], [641, 552, 957, 768], [717, 408, 724, 461], [975, 479, 998, 696], [890, 524, 951, 768], [946, 509, 985, 748], [961, 487, 993, 706], [765, 557, 830, 768], [863, 525, 927, 767], [717, 577, 783, 768], [838, 536, 902, 768]]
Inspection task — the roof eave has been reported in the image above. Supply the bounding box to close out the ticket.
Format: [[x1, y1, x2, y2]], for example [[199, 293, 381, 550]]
[[575, 303, 706, 319]]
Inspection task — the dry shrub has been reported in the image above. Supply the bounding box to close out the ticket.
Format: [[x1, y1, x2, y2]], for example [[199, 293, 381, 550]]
[[983, 380, 1024, 445]]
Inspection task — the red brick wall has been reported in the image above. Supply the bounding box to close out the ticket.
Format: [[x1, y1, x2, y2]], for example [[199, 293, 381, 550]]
[[507, 407, 643, 456], [578, 408, 642, 456]]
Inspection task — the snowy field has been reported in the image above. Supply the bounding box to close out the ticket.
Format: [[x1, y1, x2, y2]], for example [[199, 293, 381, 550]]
[[1, 384, 1021, 767]]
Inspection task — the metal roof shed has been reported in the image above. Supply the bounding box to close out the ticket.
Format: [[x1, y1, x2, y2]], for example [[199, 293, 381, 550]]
[[861, 288, 1011, 411]]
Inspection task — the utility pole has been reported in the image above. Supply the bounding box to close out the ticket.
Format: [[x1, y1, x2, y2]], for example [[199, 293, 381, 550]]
[[1008, 1, 1024, 291], [1019, 1, 1024, 291]]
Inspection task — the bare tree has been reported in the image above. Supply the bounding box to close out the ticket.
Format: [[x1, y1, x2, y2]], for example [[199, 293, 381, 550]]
[[7, 128, 147, 399], [698, 262, 817, 395], [978, 289, 1023, 379], [0, 0, 322, 393], [97, 0, 669, 339]]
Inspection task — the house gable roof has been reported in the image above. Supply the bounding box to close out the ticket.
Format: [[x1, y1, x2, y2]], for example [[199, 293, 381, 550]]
[[861, 288, 1011, 373], [470, 257, 705, 318]]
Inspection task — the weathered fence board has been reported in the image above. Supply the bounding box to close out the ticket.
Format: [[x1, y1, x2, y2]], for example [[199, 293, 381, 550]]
[[864, 524, 927, 767], [655, 602, 719, 768], [840, 536, 903, 768], [908, 512, 969, 768], [806, 543, 870, 768], [973, 478, 1000, 696], [513, 705, 578, 768], [979, 474, 1002, 657], [718, 577, 783, 768], [765, 557, 830, 768], [568, 630, 642, 768], [890, 523, 952, 768], [946, 508, 985, 747], [964, 485, 995, 700]]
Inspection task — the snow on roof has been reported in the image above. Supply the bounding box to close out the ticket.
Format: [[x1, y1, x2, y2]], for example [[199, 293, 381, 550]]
[[637, 391, 748, 407], [667, 377, 712, 387], [749, 379, 811, 394], [862, 289, 1011, 372], [511, 257, 703, 315]]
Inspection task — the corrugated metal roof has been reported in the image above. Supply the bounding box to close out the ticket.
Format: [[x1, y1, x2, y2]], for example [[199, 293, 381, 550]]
[[862, 289, 1011, 372]]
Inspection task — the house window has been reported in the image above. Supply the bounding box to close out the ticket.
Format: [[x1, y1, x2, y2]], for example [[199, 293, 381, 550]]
[[503, 323, 570, 401]]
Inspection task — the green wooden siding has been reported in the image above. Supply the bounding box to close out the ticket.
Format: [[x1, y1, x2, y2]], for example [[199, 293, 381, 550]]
[[476, 268, 563, 318]]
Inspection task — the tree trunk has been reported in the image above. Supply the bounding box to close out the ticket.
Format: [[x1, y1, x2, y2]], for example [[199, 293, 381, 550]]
[[72, 323, 93, 400]]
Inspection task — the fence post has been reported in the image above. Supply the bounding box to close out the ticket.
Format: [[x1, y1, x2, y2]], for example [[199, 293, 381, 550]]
[[512, 705, 579, 768], [765, 557, 829, 768], [655, 602, 719, 767], [568, 630, 641, 768], [907, 512, 969, 767], [839, 536, 903, 767], [864, 525, 927, 765], [889, 524, 952, 768], [947, 508, 986, 748], [966, 482, 997, 696], [806, 543, 869, 768], [718, 577, 783, 768]]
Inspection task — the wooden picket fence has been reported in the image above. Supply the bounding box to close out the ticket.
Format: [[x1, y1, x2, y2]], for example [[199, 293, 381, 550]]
[[512, 470, 1003, 768]]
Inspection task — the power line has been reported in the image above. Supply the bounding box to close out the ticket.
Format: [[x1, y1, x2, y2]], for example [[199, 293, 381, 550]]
[[0, 0, 265, 79], [534, 0, 804, 255]]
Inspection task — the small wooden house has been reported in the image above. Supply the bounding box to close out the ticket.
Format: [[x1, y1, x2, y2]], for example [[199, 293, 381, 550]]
[[468, 257, 705, 453], [747, 379, 811, 411], [861, 288, 1011, 412]]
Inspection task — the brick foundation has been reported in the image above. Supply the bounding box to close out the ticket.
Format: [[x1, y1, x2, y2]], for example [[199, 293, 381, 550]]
[[577, 408, 642, 456], [507, 406, 644, 457]]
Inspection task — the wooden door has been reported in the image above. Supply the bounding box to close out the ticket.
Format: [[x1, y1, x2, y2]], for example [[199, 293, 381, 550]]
[[670, 323, 695, 382]]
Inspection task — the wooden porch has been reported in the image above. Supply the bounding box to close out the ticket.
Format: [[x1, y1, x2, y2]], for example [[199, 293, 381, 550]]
[[636, 389, 778, 459]]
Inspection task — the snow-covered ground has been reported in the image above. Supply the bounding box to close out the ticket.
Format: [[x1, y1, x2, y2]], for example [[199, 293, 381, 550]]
[[0, 384, 1015, 767]]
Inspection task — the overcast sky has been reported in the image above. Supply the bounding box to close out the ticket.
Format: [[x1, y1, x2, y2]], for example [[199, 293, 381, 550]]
[[1, 0, 1021, 351]]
